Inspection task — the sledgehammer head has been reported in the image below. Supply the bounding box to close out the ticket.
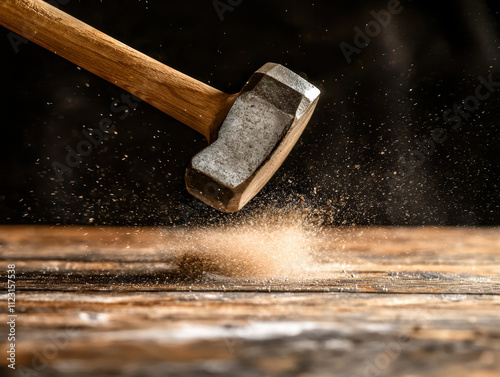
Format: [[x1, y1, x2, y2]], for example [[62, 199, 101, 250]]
[[185, 63, 320, 213]]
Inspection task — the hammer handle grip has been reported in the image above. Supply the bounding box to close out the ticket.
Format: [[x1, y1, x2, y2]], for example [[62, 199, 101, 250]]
[[0, 0, 235, 141]]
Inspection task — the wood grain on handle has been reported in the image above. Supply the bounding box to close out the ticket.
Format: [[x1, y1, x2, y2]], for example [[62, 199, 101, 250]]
[[0, 0, 237, 141]]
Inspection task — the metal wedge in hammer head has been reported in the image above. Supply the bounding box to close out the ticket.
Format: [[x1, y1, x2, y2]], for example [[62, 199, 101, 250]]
[[186, 63, 320, 213], [0, 0, 320, 213]]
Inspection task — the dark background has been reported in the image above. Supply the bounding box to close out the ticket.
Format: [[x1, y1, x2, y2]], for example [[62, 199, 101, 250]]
[[0, 0, 499, 226]]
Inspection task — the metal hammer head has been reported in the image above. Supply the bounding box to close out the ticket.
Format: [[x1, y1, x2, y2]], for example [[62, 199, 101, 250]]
[[185, 63, 320, 213]]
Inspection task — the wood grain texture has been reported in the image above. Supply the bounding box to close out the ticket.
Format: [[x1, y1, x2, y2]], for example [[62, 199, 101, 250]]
[[0, 226, 499, 376], [0, 0, 237, 141]]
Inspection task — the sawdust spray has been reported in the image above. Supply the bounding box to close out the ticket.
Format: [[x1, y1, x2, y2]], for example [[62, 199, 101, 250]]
[[174, 205, 321, 280]]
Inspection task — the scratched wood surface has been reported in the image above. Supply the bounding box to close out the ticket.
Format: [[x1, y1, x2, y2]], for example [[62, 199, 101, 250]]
[[1, 226, 500, 377]]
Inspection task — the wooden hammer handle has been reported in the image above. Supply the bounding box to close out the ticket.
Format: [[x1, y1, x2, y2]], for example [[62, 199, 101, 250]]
[[0, 0, 236, 141]]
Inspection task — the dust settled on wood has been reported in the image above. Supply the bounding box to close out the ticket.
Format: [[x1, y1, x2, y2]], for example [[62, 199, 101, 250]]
[[0, 225, 499, 376]]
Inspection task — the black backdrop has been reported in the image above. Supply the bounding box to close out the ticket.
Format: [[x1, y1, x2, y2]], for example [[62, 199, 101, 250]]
[[0, 0, 499, 226]]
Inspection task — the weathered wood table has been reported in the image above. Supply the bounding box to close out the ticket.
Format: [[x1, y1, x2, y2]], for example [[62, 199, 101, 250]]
[[1, 225, 499, 376]]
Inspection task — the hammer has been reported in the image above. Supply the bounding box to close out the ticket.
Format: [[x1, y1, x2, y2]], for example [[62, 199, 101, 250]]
[[0, 0, 320, 213]]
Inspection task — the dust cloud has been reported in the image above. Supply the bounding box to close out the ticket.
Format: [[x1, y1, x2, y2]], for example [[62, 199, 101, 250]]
[[174, 208, 318, 280]]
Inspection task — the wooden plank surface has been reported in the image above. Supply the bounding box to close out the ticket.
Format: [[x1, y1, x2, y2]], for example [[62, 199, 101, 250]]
[[1, 225, 499, 376]]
